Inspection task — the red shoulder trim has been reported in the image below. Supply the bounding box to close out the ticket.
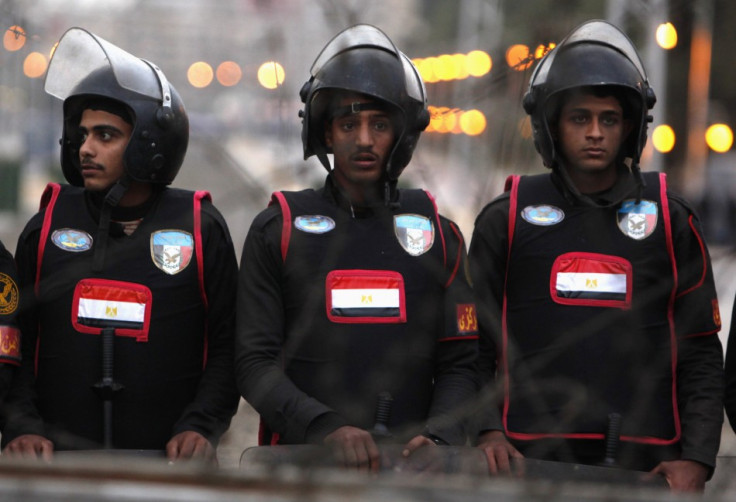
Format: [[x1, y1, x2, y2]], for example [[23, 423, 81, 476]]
[[269, 192, 291, 262], [194, 191, 211, 368], [36, 183, 62, 296]]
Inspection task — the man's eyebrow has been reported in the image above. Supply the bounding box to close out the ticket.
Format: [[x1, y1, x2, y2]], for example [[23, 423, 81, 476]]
[[79, 124, 126, 134]]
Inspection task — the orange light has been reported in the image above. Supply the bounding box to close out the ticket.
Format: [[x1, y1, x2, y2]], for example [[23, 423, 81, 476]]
[[506, 44, 532, 71], [216, 61, 242, 87], [23, 52, 47, 78], [3, 25, 25, 52]]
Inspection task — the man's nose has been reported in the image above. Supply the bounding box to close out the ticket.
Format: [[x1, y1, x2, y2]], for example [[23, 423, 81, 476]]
[[356, 121, 374, 146]]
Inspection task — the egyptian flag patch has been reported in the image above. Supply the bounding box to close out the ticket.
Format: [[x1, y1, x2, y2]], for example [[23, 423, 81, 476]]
[[617, 199, 658, 240], [0, 325, 20, 365], [394, 214, 434, 256], [72, 279, 152, 341], [151, 230, 194, 275], [326, 270, 406, 324], [551, 252, 632, 309]]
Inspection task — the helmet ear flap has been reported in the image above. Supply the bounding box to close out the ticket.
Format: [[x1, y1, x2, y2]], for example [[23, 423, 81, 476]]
[[522, 90, 536, 114], [415, 107, 430, 131]]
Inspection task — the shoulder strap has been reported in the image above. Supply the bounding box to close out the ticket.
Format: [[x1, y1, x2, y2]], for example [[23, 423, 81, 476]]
[[193, 190, 211, 367], [269, 191, 291, 262], [36, 183, 62, 295]]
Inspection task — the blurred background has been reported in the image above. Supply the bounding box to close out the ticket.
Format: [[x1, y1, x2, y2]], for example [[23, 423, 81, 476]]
[[0, 0, 735, 487]]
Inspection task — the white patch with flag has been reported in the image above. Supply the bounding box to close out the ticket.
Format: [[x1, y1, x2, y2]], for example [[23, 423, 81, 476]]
[[72, 279, 152, 341], [551, 253, 632, 308], [326, 270, 406, 324]]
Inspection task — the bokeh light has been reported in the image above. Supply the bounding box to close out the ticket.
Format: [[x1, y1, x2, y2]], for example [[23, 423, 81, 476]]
[[466, 50, 492, 77], [23, 52, 47, 78], [652, 124, 676, 153], [705, 123, 733, 153], [187, 61, 214, 88], [3, 25, 25, 52], [459, 110, 487, 136], [216, 61, 242, 87], [257, 61, 285, 90], [506, 44, 532, 71], [656, 22, 678, 50], [427, 106, 487, 136]]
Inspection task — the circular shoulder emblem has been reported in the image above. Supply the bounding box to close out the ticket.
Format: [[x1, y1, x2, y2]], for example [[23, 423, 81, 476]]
[[0, 272, 19, 315], [294, 215, 335, 234], [51, 228, 93, 252], [521, 205, 565, 226]]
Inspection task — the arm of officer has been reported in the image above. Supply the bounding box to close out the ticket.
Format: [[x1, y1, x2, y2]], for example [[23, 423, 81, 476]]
[[235, 209, 347, 445], [422, 219, 480, 446], [1, 223, 52, 456], [170, 206, 240, 458], [665, 196, 724, 491]]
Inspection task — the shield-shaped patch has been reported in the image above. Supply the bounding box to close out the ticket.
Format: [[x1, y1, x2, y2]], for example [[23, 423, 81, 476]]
[[151, 230, 194, 275], [617, 199, 658, 240], [394, 214, 434, 256]]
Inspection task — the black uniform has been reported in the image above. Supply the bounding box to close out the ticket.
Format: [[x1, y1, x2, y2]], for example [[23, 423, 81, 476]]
[[0, 240, 21, 401], [723, 299, 736, 433], [1, 183, 239, 450], [235, 175, 479, 445], [470, 171, 723, 472]]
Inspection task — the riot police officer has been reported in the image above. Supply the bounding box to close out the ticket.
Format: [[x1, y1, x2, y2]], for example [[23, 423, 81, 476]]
[[470, 20, 723, 493], [0, 240, 21, 401], [1, 28, 239, 462], [235, 24, 479, 473]]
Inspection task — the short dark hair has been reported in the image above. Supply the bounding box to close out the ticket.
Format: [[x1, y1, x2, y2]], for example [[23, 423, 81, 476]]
[[79, 97, 134, 125]]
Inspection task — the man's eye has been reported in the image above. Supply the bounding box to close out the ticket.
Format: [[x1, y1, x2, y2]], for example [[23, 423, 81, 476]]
[[602, 116, 619, 126], [373, 121, 389, 131]]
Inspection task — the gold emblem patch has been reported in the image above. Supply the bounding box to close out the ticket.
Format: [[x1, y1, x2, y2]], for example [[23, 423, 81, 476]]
[[0, 273, 19, 316]]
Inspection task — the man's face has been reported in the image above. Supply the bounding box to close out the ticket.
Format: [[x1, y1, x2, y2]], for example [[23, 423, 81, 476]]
[[77, 108, 132, 192], [325, 94, 396, 191], [556, 92, 632, 178]]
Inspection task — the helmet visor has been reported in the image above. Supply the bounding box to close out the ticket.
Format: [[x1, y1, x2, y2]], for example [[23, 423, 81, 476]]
[[45, 27, 161, 101]]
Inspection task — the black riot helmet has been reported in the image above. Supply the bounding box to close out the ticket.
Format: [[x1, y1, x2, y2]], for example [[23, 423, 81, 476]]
[[522, 20, 656, 171], [299, 24, 430, 181], [45, 27, 188, 187]]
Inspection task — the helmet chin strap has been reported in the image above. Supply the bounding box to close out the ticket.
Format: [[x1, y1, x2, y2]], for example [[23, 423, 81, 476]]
[[92, 177, 130, 272]]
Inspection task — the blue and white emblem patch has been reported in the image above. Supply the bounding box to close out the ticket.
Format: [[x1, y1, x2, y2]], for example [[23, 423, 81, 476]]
[[394, 214, 434, 256], [294, 215, 335, 234], [151, 230, 194, 275], [51, 228, 93, 252], [617, 199, 657, 240], [521, 205, 565, 226]]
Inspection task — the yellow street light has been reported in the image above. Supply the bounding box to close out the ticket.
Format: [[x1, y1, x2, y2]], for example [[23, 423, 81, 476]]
[[656, 22, 677, 50], [652, 124, 676, 153], [257, 61, 285, 90], [705, 123, 733, 153]]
